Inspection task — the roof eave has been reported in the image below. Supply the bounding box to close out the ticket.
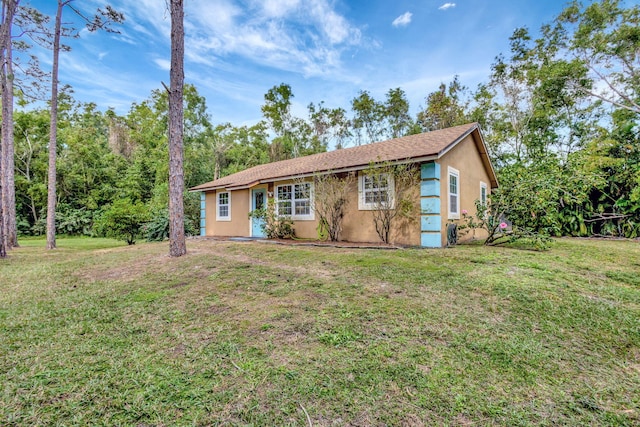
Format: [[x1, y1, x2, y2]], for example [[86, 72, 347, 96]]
[[436, 124, 499, 188], [472, 126, 499, 188], [190, 155, 440, 192]]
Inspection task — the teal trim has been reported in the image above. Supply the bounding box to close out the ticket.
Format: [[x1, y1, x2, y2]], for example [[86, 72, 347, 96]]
[[421, 215, 441, 232], [200, 192, 206, 236], [421, 180, 440, 197], [421, 232, 441, 248], [421, 197, 440, 214], [421, 162, 440, 180], [420, 161, 442, 247]]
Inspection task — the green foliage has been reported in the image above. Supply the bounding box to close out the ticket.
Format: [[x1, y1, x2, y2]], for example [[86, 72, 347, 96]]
[[142, 208, 197, 242], [55, 204, 95, 236], [351, 90, 385, 144], [16, 214, 32, 236], [142, 209, 170, 242], [364, 162, 419, 244], [94, 199, 150, 245], [555, 0, 640, 114], [10, 1, 640, 246], [417, 75, 469, 132], [260, 83, 327, 160], [470, 0, 640, 240], [457, 200, 552, 250], [307, 102, 352, 149], [261, 83, 294, 137], [248, 198, 295, 239], [29, 205, 95, 237], [384, 87, 413, 138], [490, 156, 604, 236]]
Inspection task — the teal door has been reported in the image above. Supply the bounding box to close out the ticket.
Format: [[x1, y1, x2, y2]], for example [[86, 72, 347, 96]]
[[251, 189, 266, 237]]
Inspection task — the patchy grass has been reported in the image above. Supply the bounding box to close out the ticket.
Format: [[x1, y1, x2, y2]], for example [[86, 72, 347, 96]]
[[1, 237, 638, 426]]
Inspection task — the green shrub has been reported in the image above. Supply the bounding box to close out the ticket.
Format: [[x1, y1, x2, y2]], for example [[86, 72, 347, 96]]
[[457, 199, 552, 250], [56, 204, 94, 236], [143, 208, 198, 242], [143, 209, 170, 242], [248, 198, 295, 239], [94, 199, 150, 245], [28, 205, 95, 236]]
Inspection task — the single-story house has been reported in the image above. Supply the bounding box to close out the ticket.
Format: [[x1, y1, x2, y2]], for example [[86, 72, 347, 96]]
[[190, 122, 498, 247]]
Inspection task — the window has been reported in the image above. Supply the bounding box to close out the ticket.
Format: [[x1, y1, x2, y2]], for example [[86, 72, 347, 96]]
[[480, 181, 487, 207], [358, 173, 394, 210], [216, 191, 230, 221], [448, 167, 460, 219], [276, 182, 313, 220]]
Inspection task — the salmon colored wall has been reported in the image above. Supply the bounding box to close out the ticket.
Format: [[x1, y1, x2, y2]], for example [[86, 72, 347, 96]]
[[268, 179, 319, 239], [204, 189, 251, 236], [203, 173, 421, 246], [438, 134, 492, 245], [204, 191, 217, 236], [339, 174, 420, 246]]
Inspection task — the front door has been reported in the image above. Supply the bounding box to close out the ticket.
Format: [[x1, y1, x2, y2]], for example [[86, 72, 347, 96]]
[[251, 188, 266, 237]]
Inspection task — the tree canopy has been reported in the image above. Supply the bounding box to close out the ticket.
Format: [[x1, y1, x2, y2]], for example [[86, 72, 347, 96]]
[[2, 0, 639, 245]]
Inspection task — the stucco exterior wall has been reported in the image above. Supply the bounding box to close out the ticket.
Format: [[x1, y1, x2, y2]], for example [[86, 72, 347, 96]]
[[204, 191, 217, 236], [204, 188, 251, 237], [202, 173, 421, 246], [270, 179, 319, 239], [281, 171, 421, 246], [438, 134, 492, 245], [339, 174, 421, 246]]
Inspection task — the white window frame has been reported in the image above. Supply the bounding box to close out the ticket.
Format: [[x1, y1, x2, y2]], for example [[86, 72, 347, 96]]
[[448, 167, 460, 219], [275, 182, 314, 220], [358, 172, 395, 210], [216, 191, 231, 221], [480, 181, 488, 207]]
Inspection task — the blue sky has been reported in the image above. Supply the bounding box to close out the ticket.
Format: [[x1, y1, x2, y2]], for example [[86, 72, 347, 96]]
[[25, 0, 597, 126]]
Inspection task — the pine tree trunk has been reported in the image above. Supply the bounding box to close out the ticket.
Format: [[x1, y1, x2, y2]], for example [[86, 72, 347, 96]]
[[46, 1, 64, 250], [168, 0, 186, 257], [0, 156, 4, 257], [0, 81, 4, 257], [1, 0, 18, 248], [0, 0, 8, 252]]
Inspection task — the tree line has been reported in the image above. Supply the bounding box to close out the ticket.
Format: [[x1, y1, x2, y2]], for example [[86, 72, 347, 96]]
[[1, 0, 639, 254]]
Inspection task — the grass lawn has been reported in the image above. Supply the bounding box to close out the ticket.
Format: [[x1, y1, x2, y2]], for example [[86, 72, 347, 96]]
[[1, 237, 639, 426]]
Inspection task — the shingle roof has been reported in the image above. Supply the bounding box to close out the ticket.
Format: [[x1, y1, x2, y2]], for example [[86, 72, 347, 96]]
[[190, 122, 497, 191]]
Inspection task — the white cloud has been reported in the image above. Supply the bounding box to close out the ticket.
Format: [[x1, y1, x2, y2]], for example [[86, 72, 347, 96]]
[[259, 0, 300, 18], [154, 58, 170, 71], [177, 0, 363, 79], [58, 0, 368, 118], [57, 52, 159, 112], [392, 12, 412, 27], [190, 0, 241, 32], [307, 0, 361, 45], [116, 0, 170, 37], [438, 3, 456, 11]]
